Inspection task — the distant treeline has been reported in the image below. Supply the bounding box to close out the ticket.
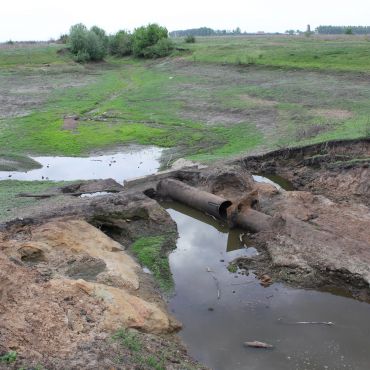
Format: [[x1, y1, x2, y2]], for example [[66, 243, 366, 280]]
[[316, 26, 370, 34], [170, 27, 243, 37]]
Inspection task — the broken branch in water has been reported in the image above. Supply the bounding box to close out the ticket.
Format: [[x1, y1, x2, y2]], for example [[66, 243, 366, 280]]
[[295, 321, 334, 326], [244, 341, 274, 349], [278, 318, 334, 326], [206, 268, 221, 300]]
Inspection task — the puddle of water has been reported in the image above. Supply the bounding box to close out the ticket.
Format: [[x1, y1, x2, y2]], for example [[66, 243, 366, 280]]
[[253, 174, 294, 191], [165, 202, 370, 370], [0, 147, 162, 183]]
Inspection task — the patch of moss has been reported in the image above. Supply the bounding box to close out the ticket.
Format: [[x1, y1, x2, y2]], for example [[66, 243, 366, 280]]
[[131, 235, 175, 292], [227, 263, 238, 273]]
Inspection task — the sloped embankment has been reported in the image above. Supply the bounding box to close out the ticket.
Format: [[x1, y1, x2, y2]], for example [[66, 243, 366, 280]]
[[0, 190, 204, 369]]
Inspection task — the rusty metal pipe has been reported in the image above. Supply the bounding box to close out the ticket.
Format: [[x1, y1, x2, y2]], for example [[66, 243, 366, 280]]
[[233, 208, 273, 233], [157, 178, 232, 220]]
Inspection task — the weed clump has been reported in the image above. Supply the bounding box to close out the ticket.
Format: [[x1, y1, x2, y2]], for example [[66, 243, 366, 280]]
[[112, 329, 142, 352], [0, 351, 17, 363]]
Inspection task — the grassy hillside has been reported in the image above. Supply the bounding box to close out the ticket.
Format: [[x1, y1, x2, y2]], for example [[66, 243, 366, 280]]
[[184, 35, 370, 72], [0, 37, 369, 163]]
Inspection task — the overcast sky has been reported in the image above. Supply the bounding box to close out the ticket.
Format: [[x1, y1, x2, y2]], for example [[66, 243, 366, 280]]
[[1, 0, 370, 41]]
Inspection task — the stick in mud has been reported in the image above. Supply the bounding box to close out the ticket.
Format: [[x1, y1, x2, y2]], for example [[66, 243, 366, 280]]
[[278, 318, 334, 326], [244, 341, 274, 349], [206, 268, 221, 299], [295, 321, 334, 326]]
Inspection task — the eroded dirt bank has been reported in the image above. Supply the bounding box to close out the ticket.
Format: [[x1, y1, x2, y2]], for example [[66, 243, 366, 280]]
[[242, 138, 370, 205], [0, 139, 369, 368], [136, 138, 370, 297], [0, 190, 205, 369]]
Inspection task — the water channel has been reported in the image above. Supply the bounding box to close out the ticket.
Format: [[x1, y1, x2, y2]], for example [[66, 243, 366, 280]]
[[165, 202, 370, 370], [1, 149, 369, 369]]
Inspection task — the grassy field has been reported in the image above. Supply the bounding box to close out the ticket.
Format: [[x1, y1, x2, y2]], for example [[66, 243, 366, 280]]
[[0, 36, 369, 165], [185, 35, 370, 72]]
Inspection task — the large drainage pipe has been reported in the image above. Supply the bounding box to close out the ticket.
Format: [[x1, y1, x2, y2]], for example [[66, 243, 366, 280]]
[[157, 178, 232, 221], [157, 178, 275, 232]]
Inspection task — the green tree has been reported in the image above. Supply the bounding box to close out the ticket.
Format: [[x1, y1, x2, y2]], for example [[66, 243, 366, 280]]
[[69, 23, 88, 55], [109, 30, 133, 56], [91, 25, 109, 50], [68, 23, 107, 62], [132, 24, 169, 57]]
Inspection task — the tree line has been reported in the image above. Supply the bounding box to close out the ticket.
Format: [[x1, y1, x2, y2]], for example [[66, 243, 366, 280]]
[[170, 27, 242, 37], [316, 26, 370, 34], [65, 23, 174, 62]]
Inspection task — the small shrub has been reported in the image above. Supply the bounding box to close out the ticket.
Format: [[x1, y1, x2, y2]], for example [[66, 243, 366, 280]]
[[113, 329, 142, 352], [185, 35, 195, 43], [0, 351, 17, 363], [142, 38, 174, 59]]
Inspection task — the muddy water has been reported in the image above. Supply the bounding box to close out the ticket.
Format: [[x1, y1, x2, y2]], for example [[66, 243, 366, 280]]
[[0, 146, 162, 183], [165, 202, 370, 370]]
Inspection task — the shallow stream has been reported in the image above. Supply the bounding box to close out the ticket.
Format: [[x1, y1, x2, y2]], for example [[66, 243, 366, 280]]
[[165, 202, 370, 370]]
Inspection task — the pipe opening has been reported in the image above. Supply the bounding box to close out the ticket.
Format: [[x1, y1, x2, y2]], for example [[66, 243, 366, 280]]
[[219, 200, 233, 220]]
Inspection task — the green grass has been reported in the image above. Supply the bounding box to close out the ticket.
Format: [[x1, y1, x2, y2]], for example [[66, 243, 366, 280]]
[[131, 235, 175, 291], [0, 351, 17, 363], [0, 180, 67, 221], [0, 44, 67, 67], [112, 329, 168, 370], [182, 35, 370, 72], [0, 39, 369, 165], [112, 329, 142, 352]]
